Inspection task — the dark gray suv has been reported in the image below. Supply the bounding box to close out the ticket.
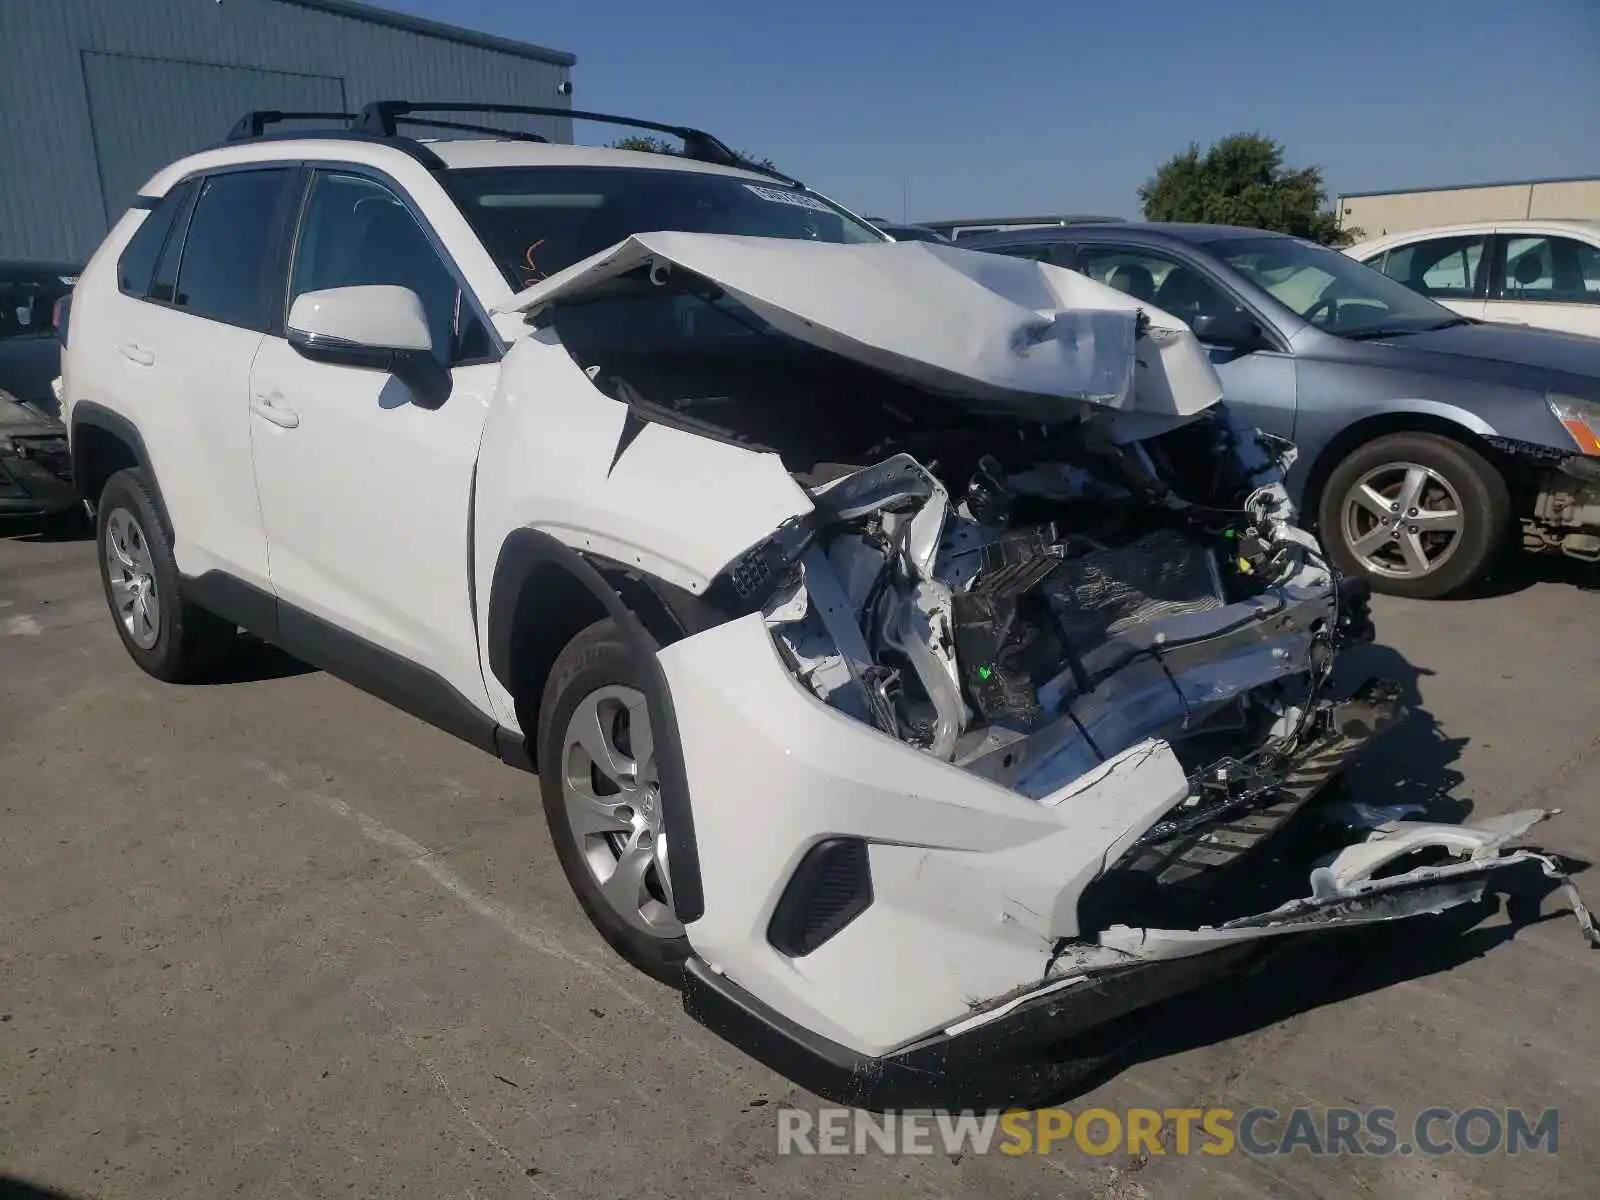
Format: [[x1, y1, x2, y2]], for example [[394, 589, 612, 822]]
[[964, 223, 1600, 597]]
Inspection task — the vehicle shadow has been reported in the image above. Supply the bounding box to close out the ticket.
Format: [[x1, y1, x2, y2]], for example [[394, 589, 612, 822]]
[[198, 633, 318, 684], [0, 1175, 81, 1200], [0, 511, 92, 544], [1449, 552, 1600, 600]]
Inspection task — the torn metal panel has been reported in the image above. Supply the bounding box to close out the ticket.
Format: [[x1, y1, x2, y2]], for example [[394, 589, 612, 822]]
[[499, 232, 1223, 423]]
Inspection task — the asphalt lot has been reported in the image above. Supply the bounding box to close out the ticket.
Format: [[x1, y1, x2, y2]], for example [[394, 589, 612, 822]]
[[2, 520, 1597, 1200]]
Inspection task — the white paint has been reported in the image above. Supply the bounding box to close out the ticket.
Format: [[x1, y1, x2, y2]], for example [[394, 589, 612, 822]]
[[5, 614, 43, 637], [498, 231, 1224, 422]]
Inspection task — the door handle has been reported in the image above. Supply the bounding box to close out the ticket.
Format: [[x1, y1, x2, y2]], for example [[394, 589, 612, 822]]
[[250, 391, 300, 429], [117, 341, 154, 366]]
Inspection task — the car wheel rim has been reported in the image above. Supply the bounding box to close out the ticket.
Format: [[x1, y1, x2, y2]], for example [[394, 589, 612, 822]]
[[104, 507, 161, 649], [1340, 461, 1465, 580], [560, 684, 683, 940]]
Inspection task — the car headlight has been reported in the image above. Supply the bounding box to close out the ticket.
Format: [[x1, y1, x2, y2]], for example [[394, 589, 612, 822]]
[[1548, 394, 1600, 456]]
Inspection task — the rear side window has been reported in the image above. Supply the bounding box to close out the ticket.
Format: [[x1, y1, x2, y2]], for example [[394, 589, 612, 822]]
[[150, 185, 199, 304], [116, 185, 190, 297], [171, 169, 292, 330]]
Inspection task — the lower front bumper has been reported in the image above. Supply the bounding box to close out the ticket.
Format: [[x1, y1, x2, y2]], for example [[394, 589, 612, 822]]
[[682, 946, 1257, 1111], [0, 451, 77, 516]]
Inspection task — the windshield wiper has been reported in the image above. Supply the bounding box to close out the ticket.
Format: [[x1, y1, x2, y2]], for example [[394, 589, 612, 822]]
[[1343, 316, 1474, 341]]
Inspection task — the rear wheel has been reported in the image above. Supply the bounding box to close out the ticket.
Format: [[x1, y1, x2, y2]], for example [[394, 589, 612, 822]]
[[1318, 432, 1510, 598], [95, 468, 237, 680], [536, 618, 689, 985]]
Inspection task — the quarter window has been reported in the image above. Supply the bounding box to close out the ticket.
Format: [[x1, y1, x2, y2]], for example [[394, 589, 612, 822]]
[[1375, 235, 1486, 300], [116, 184, 190, 298], [1495, 235, 1600, 304], [171, 169, 292, 330], [289, 172, 487, 364]]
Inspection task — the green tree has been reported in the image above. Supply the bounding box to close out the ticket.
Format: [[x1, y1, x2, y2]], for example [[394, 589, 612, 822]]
[[608, 136, 779, 173], [1138, 133, 1354, 246]]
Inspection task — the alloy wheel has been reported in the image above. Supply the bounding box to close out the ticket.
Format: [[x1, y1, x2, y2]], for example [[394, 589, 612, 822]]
[[104, 507, 161, 649], [560, 685, 683, 939], [1340, 461, 1465, 580]]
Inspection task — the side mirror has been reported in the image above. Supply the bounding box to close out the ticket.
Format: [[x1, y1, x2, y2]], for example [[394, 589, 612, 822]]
[[286, 285, 452, 410], [1191, 310, 1263, 350]]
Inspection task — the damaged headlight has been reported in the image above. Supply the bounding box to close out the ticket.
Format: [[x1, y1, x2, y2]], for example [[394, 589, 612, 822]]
[[1548, 393, 1600, 457]]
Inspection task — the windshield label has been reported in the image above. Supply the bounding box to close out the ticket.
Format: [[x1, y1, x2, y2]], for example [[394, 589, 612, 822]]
[[744, 184, 835, 213]]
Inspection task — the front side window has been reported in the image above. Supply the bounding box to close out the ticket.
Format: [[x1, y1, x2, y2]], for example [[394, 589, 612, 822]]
[[1214, 236, 1461, 337], [1494, 235, 1600, 304], [290, 172, 487, 364], [1079, 246, 1242, 325], [1374, 235, 1486, 300], [172, 169, 292, 330], [441, 166, 883, 290]]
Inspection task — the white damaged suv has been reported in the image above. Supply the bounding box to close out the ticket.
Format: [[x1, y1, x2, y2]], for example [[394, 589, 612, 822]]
[[61, 104, 1595, 1108]]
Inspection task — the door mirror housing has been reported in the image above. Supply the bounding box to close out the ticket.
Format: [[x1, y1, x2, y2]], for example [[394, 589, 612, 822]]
[[286, 285, 452, 410], [1191, 310, 1264, 350]]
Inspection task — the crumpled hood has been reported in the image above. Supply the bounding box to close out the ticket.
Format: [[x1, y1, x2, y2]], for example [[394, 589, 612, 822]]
[[0, 392, 64, 437], [497, 233, 1224, 424]]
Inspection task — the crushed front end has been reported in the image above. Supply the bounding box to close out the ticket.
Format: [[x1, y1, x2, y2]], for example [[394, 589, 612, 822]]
[[514, 235, 1594, 1107]]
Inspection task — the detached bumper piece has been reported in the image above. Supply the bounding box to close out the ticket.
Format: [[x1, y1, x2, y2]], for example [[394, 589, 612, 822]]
[[0, 431, 75, 516]]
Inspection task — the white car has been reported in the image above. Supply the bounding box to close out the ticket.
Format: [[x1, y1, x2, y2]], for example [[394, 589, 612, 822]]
[[60, 104, 1595, 1108], [1346, 219, 1600, 337]]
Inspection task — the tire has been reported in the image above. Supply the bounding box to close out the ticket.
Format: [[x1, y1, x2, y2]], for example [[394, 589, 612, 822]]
[[1317, 432, 1510, 599], [95, 468, 238, 681], [536, 617, 690, 985]]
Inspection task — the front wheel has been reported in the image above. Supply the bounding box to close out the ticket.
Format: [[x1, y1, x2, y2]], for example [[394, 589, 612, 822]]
[[1317, 432, 1511, 599], [536, 618, 690, 985]]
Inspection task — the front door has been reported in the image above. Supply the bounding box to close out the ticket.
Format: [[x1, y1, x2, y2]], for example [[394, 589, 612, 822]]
[[247, 169, 499, 711], [1076, 244, 1299, 442]]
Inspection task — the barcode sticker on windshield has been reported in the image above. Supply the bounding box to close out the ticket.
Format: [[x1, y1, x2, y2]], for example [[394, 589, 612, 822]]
[[744, 184, 834, 213]]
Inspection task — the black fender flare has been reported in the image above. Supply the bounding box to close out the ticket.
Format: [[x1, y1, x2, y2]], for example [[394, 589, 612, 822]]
[[487, 528, 705, 923], [70, 401, 170, 532]]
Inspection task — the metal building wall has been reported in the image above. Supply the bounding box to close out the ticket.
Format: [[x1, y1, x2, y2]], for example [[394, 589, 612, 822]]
[[1338, 178, 1600, 238], [0, 0, 575, 260]]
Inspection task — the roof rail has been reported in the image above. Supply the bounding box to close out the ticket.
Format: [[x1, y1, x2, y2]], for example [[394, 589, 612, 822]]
[[226, 110, 356, 140], [352, 102, 802, 186], [219, 111, 447, 170]]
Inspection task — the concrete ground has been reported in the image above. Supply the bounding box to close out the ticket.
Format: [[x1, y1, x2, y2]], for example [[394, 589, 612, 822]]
[[2, 521, 1596, 1200]]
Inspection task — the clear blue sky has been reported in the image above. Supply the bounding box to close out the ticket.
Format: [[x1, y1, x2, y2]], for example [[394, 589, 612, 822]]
[[381, 0, 1600, 223]]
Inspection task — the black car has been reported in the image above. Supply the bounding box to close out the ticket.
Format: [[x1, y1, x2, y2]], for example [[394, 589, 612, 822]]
[[1, 259, 77, 414], [1, 260, 78, 516]]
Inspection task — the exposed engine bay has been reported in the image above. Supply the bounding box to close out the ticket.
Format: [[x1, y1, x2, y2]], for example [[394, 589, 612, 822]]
[[520, 233, 1596, 952]]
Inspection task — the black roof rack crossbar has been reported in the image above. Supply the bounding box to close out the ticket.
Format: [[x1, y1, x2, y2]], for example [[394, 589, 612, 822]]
[[227, 110, 356, 141], [395, 116, 549, 144], [353, 102, 800, 185]]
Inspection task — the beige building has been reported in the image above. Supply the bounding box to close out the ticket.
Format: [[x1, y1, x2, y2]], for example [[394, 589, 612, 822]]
[[1338, 175, 1600, 239]]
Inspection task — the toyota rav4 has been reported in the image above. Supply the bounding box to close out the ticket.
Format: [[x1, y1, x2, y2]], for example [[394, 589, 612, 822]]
[[60, 104, 1595, 1108]]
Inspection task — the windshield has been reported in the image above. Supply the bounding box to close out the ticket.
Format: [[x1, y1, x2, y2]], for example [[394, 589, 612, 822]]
[[442, 166, 884, 290], [1213, 236, 1463, 338]]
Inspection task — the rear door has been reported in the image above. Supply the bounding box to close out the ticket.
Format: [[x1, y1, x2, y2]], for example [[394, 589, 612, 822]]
[[1073, 243, 1299, 442], [102, 166, 297, 586], [1483, 232, 1600, 336]]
